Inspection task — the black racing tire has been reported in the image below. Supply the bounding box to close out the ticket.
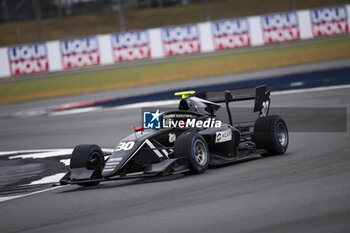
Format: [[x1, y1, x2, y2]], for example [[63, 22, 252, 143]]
[[254, 115, 289, 156], [70, 144, 104, 186], [174, 133, 209, 174]]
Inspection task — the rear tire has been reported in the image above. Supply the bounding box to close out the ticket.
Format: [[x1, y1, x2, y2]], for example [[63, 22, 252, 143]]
[[174, 133, 209, 174], [254, 115, 288, 156], [70, 144, 104, 186]]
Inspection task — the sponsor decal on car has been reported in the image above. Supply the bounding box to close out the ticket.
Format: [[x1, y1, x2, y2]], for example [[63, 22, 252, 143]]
[[103, 155, 125, 171], [143, 110, 222, 129], [8, 44, 49, 75], [60, 36, 100, 69], [161, 25, 201, 56], [143, 109, 162, 129], [163, 117, 221, 128], [108, 157, 123, 161], [111, 31, 151, 62], [261, 12, 300, 44], [310, 6, 348, 37], [215, 129, 232, 143], [211, 18, 250, 50], [169, 133, 176, 143]]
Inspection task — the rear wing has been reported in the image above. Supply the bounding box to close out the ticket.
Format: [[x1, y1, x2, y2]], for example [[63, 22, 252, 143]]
[[196, 86, 271, 125]]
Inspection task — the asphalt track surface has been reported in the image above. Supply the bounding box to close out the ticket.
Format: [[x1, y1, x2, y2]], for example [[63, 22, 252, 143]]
[[0, 84, 349, 232]]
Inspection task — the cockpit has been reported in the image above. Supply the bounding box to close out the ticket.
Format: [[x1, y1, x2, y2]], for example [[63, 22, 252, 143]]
[[178, 97, 221, 116]]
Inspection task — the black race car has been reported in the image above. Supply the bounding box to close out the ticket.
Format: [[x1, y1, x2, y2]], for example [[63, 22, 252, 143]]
[[60, 85, 288, 186]]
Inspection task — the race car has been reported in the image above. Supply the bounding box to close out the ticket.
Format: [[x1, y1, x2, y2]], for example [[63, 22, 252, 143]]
[[60, 85, 289, 186]]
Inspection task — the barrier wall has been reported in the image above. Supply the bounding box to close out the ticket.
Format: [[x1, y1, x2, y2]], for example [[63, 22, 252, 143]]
[[0, 5, 349, 78]]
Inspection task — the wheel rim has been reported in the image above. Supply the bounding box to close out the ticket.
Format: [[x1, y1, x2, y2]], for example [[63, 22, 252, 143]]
[[277, 122, 288, 147], [193, 140, 208, 166], [91, 151, 102, 160], [90, 151, 103, 166]]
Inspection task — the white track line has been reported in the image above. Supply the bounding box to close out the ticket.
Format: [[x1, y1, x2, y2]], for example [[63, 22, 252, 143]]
[[7, 149, 73, 159], [0, 186, 64, 203], [108, 99, 179, 111], [60, 159, 70, 166], [0, 148, 114, 159], [49, 107, 102, 116], [26, 173, 67, 186], [0, 149, 58, 156], [271, 84, 350, 96]]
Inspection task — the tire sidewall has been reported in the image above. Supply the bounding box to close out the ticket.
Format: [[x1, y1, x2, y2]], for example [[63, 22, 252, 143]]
[[273, 119, 288, 153], [174, 133, 209, 174], [70, 144, 103, 186], [254, 115, 289, 155]]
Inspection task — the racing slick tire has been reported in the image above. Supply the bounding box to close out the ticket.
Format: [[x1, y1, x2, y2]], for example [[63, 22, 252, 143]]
[[254, 115, 289, 156], [174, 133, 209, 174], [70, 144, 104, 186]]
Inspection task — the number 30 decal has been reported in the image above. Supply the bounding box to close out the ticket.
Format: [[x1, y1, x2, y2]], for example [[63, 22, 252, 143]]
[[260, 100, 270, 117], [115, 141, 135, 151]]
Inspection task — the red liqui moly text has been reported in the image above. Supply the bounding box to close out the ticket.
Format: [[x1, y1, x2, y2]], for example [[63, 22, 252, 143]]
[[310, 6, 349, 37], [161, 25, 201, 56], [60, 37, 100, 69], [8, 44, 49, 75], [261, 12, 300, 44], [111, 31, 151, 62], [211, 18, 250, 50]]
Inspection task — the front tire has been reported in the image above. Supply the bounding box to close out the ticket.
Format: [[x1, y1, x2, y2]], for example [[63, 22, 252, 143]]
[[254, 115, 289, 156], [70, 144, 104, 186], [174, 133, 209, 174]]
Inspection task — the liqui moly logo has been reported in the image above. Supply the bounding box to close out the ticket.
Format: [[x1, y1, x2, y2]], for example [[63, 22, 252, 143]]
[[310, 6, 348, 37], [111, 31, 151, 62], [60, 37, 100, 69], [261, 12, 300, 44], [161, 25, 201, 56], [8, 44, 49, 75], [211, 18, 250, 50]]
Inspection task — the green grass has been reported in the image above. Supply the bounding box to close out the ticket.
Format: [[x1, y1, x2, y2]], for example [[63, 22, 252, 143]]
[[1, 39, 350, 105], [1, 0, 349, 46]]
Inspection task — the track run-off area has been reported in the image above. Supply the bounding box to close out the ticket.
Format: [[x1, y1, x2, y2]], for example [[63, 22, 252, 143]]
[[0, 74, 349, 232]]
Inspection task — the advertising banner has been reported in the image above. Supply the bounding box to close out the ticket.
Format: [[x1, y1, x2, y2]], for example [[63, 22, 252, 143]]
[[211, 18, 250, 50], [161, 25, 201, 56], [60, 36, 100, 69], [111, 31, 151, 62], [7, 44, 49, 75], [1, 4, 348, 79], [261, 12, 300, 44], [310, 6, 349, 37]]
